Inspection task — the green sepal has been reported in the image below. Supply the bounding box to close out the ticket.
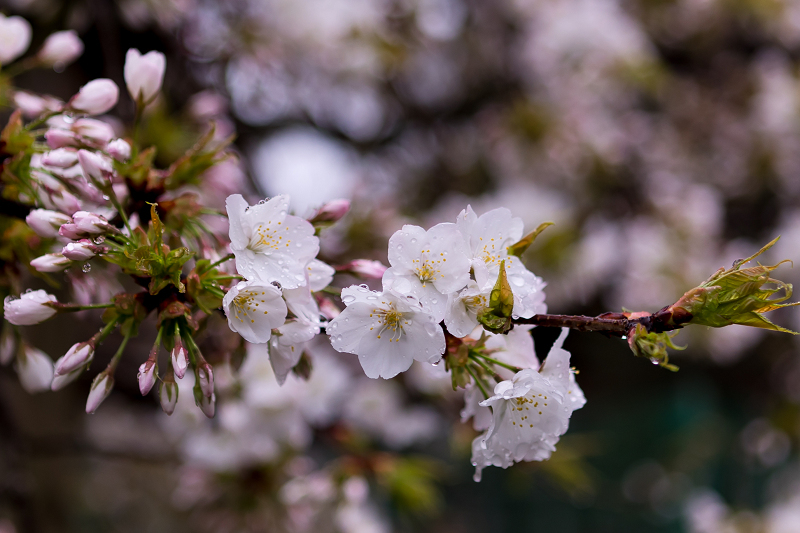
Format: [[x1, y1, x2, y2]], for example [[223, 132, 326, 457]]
[[508, 221, 554, 257], [477, 259, 515, 334]]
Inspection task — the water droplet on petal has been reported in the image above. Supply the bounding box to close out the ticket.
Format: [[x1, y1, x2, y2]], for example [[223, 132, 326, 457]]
[[342, 295, 356, 304], [93, 236, 105, 244], [82, 263, 92, 273], [102, 195, 110, 201], [411, 238, 417, 244], [424, 321, 438, 336]]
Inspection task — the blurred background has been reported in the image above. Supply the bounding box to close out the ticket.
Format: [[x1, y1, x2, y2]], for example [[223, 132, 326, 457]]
[[3, 0, 800, 531]]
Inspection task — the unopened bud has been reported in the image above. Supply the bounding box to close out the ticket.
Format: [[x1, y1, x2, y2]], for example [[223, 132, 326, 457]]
[[107, 139, 131, 162], [45, 128, 78, 149], [55, 340, 95, 375], [37, 30, 84, 68], [30, 253, 71, 272], [25, 209, 72, 238], [124, 49, 166, 104], [62, 239, 97, 261], [193, 382, 215, 418], [50, 189, 82, 215], [15, 345, 54, 393], [13, 91, 63, 118], [3, 290, 58, 326], [171, 339, 188, 379], [69, 79, 119, 115], [73, 119, 115, 146], [0, 14, 32, 65], [159, 374, 179, 415], [317, 295, 341, 319], [337, 259, 388, 279], [51, 356, 84, 391], [310, 199, 350, 224], [86, 372, 114, 413], [77, 149, 113, 182], [42, 148, 79, 168], [196, 363, 214, 397], [138, 357, 158, 395]]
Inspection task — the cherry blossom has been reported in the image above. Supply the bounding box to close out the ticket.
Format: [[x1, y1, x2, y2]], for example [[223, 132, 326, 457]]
[[327, 284, 445, 379], [3, 290, 57, 326], [222, 280, 288, 344], [226, 194, 319, 289]]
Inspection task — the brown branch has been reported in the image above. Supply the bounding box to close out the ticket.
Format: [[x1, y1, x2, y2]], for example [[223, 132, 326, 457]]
[[516, 305, 694, 337]]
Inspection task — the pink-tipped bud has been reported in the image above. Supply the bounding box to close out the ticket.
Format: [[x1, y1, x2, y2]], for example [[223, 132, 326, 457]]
[[45, 128, 78, 149], [73, 118, 115, 145], [196, 363, 214, 398], [62, 211, 111, 236], [159, 375, 179, 415], [51, 357, 83, 391], [13, 91, 63, 118], [77, 149, 113, 182], [55, 340, 95, 376], [42, 148, 79, 168], [26, 209, 72, 238], [138, 357, 158, 395], [50, 189, 82, 215], [107, 139, 131, 162], [86, 372, 114, 413], [69, 79, 119, 115], [62, 239, 97, 261], [193, 383, 215, 418], [3, 290, 58, 326], [171, 339, 188, 379], [317, 294, 341, 319], [124, 49, 166, 104], [310, 199, 351, 224], [37, 30, 84, 68], [30, 253, 71, 272], [338, 259, 388, 279], [15, 345, 54, 393]]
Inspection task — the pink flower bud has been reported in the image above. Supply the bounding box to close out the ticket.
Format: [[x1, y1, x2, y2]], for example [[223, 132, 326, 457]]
[[317, 295, 341, 319], [30, 253, 71, 272], [55, 340, 95, 375], [124, 49, 166, 103], [311, 199, 351, 224], [69, 79, 119, 115], [71, 211, 111, 234], [73, 118, 115, 145], [15, 345, 54, 393], [159, 377, 179, 415], [13, 91, 63, 118], [338, 259, 388, 279], [37, 30, 84, 68], [51, 357, 83, 390], [42, 148, 79, 168], [26, 209, 72, 238], [0, 14, 32, 64], [50, 189, 82, 215], [171, 340, 188, 379], [86, 372, 114, 413], [107, 139, 131, 162], [62, 240, 96, 261], [138, 358, 158, 395], [196, 363, 214, 398], [45, 128, 78, 149], [77, 150, 113, 182], [3, 290, 57, 326], [193, 384, 215, 418]]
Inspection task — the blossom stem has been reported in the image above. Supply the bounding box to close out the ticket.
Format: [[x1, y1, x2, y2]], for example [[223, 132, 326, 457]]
[[472, 352, 523, 373], [107, 330, 132, 373], [181, 329, 201, 366], [469, 354, 502, 381], [52, 302, 115, 312], [206, 253, 234, 271], [466, 364, 490, 400]]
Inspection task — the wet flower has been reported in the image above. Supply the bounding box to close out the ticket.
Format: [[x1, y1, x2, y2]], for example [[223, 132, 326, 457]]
[[222, 280, 288, 344], [382, 222, 471, 321], [0, 14, 32, 64], [3, 290, 57, 326], [226, 194, 320, 289], [86, 372, 114, 413], [30, 253, 71, 272], [472, 329, 585, 481], [55, 340, 95, 376], [327, 284, 445, 379]]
